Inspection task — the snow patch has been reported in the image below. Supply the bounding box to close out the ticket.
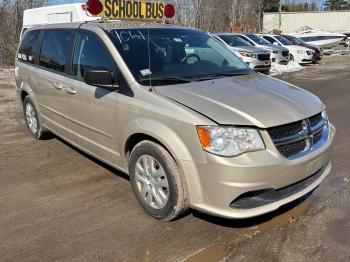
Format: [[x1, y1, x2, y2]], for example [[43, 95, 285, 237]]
[[270, 61, 304, 75]]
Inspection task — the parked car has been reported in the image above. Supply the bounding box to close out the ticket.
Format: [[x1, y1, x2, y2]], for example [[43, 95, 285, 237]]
[[213, 33, 271, 73], [234, 33, 289, 65], [282, 34, 322, 63], [340, 32, 350, 47], [16, 4, 335, 221], [259, 34, 313, 65]]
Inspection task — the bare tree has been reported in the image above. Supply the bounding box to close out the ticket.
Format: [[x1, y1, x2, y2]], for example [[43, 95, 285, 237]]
[[0, 0, 46, 66]]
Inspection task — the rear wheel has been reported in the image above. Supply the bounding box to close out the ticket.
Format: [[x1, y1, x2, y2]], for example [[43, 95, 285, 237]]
[[129, 140, 189, 221], [23, 96, 50, 139]]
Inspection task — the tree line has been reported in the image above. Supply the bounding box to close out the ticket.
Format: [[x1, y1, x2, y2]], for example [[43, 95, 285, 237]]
[[0, 0, 47, 66], [1, 0, 349, 67]]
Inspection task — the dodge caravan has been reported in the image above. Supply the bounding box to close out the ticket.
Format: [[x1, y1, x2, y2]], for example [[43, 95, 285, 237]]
[[15, 21, 335, 221]]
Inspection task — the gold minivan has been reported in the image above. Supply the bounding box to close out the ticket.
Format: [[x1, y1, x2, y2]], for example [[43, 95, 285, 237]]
[[15, 21, 335, 221]]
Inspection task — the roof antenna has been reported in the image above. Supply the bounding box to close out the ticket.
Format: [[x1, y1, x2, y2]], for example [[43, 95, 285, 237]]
[[147, 28, 153, 92]]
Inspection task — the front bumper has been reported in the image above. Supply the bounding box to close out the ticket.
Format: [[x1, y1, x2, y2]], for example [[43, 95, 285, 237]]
[[295, 53, 313, 64], [243, 58, 271, 72], [181, 124, 335, 219], [271, 53, 289, 65]]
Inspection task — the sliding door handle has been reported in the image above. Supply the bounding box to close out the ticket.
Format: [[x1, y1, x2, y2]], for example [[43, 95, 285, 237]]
[[64, 87, 77, 95]]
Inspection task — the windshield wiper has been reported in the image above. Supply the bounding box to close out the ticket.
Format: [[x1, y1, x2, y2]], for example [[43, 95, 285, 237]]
[[194, 71, 251, 81], [139, 76, 193, 84]]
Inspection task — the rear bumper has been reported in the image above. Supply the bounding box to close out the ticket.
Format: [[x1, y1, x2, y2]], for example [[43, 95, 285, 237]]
[[181, 124, 335, 219]]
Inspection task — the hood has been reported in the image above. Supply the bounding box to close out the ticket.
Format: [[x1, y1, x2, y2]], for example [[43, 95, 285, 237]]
[[265, 44, 289, 52], [286, 45, 310, 51], [259, 44, 280, 52], [229, 45, 268, 53], [155, 73, 324, 128]]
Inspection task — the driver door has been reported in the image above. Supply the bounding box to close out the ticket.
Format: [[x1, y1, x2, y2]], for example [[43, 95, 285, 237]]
[[61, 31, 121, 165]]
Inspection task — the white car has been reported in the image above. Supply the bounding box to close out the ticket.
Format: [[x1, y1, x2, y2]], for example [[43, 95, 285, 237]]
[[259, 34, 313, 65], [212, 34, 271, 73], [235, 33, 290, 65]]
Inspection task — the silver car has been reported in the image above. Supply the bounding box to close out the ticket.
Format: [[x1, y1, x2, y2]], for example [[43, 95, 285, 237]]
[[213, 33, 271, 73], [15, 22, 335, 221], [235, 33, 290, 65]]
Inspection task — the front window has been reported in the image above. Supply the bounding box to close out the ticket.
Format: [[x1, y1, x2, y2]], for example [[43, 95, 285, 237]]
[[107, 28, 250, 86], [246, 34, 271, 45], [274, 35, 293, 46], [72, 32, 116, 80]]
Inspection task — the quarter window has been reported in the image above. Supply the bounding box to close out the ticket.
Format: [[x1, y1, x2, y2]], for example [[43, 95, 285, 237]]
[[72, 32, 116, 79], [17, 30, 40, 64], [39, 30, 73, 73]]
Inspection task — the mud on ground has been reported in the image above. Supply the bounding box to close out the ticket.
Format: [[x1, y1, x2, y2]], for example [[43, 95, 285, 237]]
[[1, 57, 350, 262]]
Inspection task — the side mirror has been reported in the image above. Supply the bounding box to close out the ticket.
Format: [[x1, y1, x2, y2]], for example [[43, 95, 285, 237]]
[[273, 42, 279, 46], [84, 67, 119, 91]]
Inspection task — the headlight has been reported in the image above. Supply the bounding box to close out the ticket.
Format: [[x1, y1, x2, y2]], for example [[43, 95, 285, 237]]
[[197, 126, 265, 157], [297, 50, 305, 54], [239, 51, 257, 58]]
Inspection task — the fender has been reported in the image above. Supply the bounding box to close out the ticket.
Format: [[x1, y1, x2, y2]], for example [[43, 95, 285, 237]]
[[121, 118, 208, 204], [121, 117, 207, 166]]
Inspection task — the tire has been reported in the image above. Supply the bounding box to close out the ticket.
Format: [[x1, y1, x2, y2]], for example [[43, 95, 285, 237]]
[[129, 140, 189, 221], [23, 96, 50, 140]]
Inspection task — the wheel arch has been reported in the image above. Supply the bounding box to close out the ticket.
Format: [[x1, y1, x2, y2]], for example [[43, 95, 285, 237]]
[[122, 118, 205, 166]]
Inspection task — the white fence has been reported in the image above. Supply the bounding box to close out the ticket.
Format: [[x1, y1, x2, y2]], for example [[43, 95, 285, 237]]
[[263, 11, 350, 34]]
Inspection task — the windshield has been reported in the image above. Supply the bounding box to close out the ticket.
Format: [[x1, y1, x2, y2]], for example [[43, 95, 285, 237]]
[[274, 35, 293, 45], [107, 28, 250, 86], [217, 34, 251, 47], [246, 34, 271, 45]]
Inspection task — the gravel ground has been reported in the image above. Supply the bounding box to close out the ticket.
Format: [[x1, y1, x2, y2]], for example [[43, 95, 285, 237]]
[[0, 56, 349, 262]]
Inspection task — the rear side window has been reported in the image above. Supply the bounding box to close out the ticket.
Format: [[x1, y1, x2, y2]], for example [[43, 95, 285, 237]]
[[72, 32, 116, 80], [39, 30, 73, 73], [17, 30, 40, 64]]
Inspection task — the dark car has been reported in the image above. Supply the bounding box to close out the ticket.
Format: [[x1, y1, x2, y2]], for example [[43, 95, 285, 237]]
[[283, 35, 323, 63]]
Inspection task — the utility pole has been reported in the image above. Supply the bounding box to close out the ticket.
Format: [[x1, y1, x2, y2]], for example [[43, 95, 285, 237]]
[[278, 0, 282, 31]]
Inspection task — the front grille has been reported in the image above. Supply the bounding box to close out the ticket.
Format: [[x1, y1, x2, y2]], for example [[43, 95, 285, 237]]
[[257, 53, 270, 61], [268, 121, 303, 140], [309, 113, 322, 128], [282, 51, 289, 57], [267, 112, 328, 159], [276, 140, 307, 158], [313, 129, 323, 145]]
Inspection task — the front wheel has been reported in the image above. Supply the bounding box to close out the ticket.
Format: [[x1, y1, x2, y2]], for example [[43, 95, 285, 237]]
[[129, 140, 189, 221]]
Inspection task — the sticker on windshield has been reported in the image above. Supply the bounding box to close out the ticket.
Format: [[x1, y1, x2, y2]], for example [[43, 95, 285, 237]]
[[140, 69, 152, 76], [173, 38, 183, 42]]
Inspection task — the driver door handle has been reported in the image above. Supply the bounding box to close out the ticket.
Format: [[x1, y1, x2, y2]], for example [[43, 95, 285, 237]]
[[53, 82, 63, 90]]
